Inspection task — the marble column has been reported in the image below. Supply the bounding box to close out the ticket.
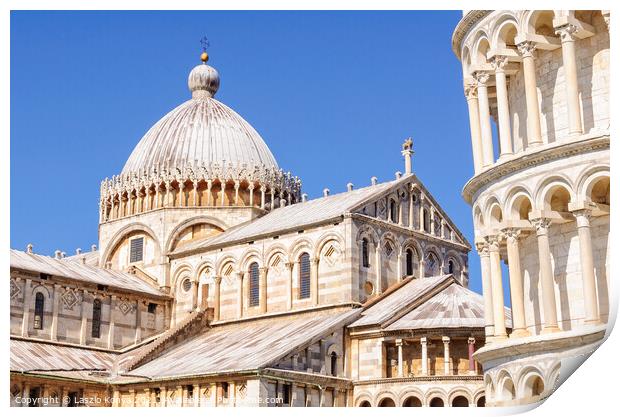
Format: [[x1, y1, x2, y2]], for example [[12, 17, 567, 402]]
[[420, 337, 428, 376], [311, 257, 320, 306], [488, 235, 507, 338], [206, 180, 212, 206], [555, 24, 583, 137], [80, 290, 89, 344], [475, 71, 494, 167], [572, 209, 601, 325], [442, 336, 451, 375], [22, 279, 31, 337], [476, 242, 495, 338], [192, 279, 199, 310], [259, 266, 268, 313], [285, 262, 294, 310], [408, 191, 415, 229], [396, 339, 404, 377], [134, 300, 142, 344], [213, 276, 221, 320], [517, 41, 543, 147], [502, 228, 529, 337], [108, 295, 116, 349], [193, 384, 200, 407], [492, 56, 514, 159], [50, 284, 60, 341], [468, 337, 476, 374], [22, 383, 30, 407], [531, 217, 560, 333], [234, 181, 240, 206], [237, 272, 244, 318], [249, 184, 255, 207], [193, 180, 199, 206], [465, 83, 484, 174], [375, 243, 382, 295]]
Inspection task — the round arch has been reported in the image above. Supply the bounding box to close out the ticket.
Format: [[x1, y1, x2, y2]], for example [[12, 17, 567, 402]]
[[534, 174, 575, 208], [164, 215, 228, 253], [314, 231, 345, 261], [448, 388, 473, 407], [376, 392, 398, 407], [576, 165, 610, 204], [239, 247, 264, 271], [101, 222, 162, 265], [398, 387, 425, 406], [289, 237, 315, 261], [215, 254, 239, 277], [355, 393, 373, 407], [497, 369, 517, 402], [425, 388, 448, 407], [491, 14, 520, 49], [504, 187, 534, 221], [516, 366, 545, 398]]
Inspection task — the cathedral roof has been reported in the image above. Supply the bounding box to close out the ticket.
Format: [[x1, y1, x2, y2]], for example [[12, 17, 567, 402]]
[[126, 308, 360, 379], [121, 59, 279, 175], [10, 249, 168, 298], [349, 275, 512, 330], [170, 177, 407, 255]]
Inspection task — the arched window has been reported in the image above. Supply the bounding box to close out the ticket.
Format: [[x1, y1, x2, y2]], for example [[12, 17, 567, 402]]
[[248, 262, 260, 307], [361, 238, 370, 268], [425, 252, 440, 277], [34, 292, 45, 330], [406, 248, 414, 276], [299, 253, 311, 299], [358, 401, 371, 407], [448, 260, 455, 275], [91, 299, 102, 338], [330, 352, 338, 377], [389, 199, 397, 223], [423, 208, 430, 232]]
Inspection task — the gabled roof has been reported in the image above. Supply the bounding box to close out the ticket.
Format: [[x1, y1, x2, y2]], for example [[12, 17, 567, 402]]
[[171, 177, 406, 255], [349, 276, 452, 328], [63, 250, 100, 267], [11, 339, 115, 373], [349, 275, 511, 331], [10, 249, 168, 298], [386, 282, 512, 330], [127, 308, 361, 379]]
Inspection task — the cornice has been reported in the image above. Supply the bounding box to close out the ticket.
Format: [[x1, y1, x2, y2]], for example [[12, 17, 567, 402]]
[[462, 134, 610, 204], [353, 375, 483, 386]]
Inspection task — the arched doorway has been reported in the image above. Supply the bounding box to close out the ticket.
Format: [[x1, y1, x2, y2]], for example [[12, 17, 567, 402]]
[[358, 400, 371, 407], [452, 396, 469, 407], [477, 396, 486, 407], [402, 396, 422, 407], [429, 397, 444, 407], [378, 397, 396, 407]]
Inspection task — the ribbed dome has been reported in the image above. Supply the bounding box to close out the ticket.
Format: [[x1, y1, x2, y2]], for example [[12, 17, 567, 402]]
[[121, 63, 279, 174]]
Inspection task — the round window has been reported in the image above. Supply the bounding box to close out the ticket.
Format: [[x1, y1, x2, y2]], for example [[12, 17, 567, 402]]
[[364, 281, 374, 296], [182, 278, 192, 292]]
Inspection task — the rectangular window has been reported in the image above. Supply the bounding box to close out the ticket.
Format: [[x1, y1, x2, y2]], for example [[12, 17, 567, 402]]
[[148, 302, 157, 314], [299, 254, 311, 299], [282, 384, 291, 405], [129, 237, 144, 263]]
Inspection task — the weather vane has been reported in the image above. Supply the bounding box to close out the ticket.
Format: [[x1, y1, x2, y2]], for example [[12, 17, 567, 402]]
[[200, 36, 210, 63], [200, 35, 210, 52]]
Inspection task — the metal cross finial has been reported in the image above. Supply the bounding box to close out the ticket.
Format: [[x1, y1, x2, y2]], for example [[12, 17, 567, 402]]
[[200, 36, 210, 52]]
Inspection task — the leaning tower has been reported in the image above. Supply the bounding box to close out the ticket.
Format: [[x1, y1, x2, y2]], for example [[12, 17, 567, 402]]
[[452, 10, 610, 406]]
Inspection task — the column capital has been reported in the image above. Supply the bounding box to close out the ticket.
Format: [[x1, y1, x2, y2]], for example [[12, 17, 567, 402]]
[[236, 271, 245, 280], [442, 336, 450, 344], [530, 217, 552, 235], [474, 71, 490, 85], [468, 337, 476, 345], [517, 41, 537, 57], [491, 55, 509, 72], [285, 261, 295, 270], [259, 266, 269, 274], [484, 234, 501, 252], [571, 208, 592, 228], [475, 241, 490, 256], [501, 227, 522, 242], [464, 83, 478, 100], [420, 336, 427, 345], [213, 275, 222, 285], [555, 23, 579, 42], [395, 338, 403, 347]]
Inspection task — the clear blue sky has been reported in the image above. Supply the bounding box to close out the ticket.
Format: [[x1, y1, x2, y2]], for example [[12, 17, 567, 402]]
[[11, 10, 507, 300]]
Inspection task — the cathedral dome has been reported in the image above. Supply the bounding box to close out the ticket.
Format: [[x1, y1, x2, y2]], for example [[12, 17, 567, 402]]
[[121, 61, 278, 174]]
